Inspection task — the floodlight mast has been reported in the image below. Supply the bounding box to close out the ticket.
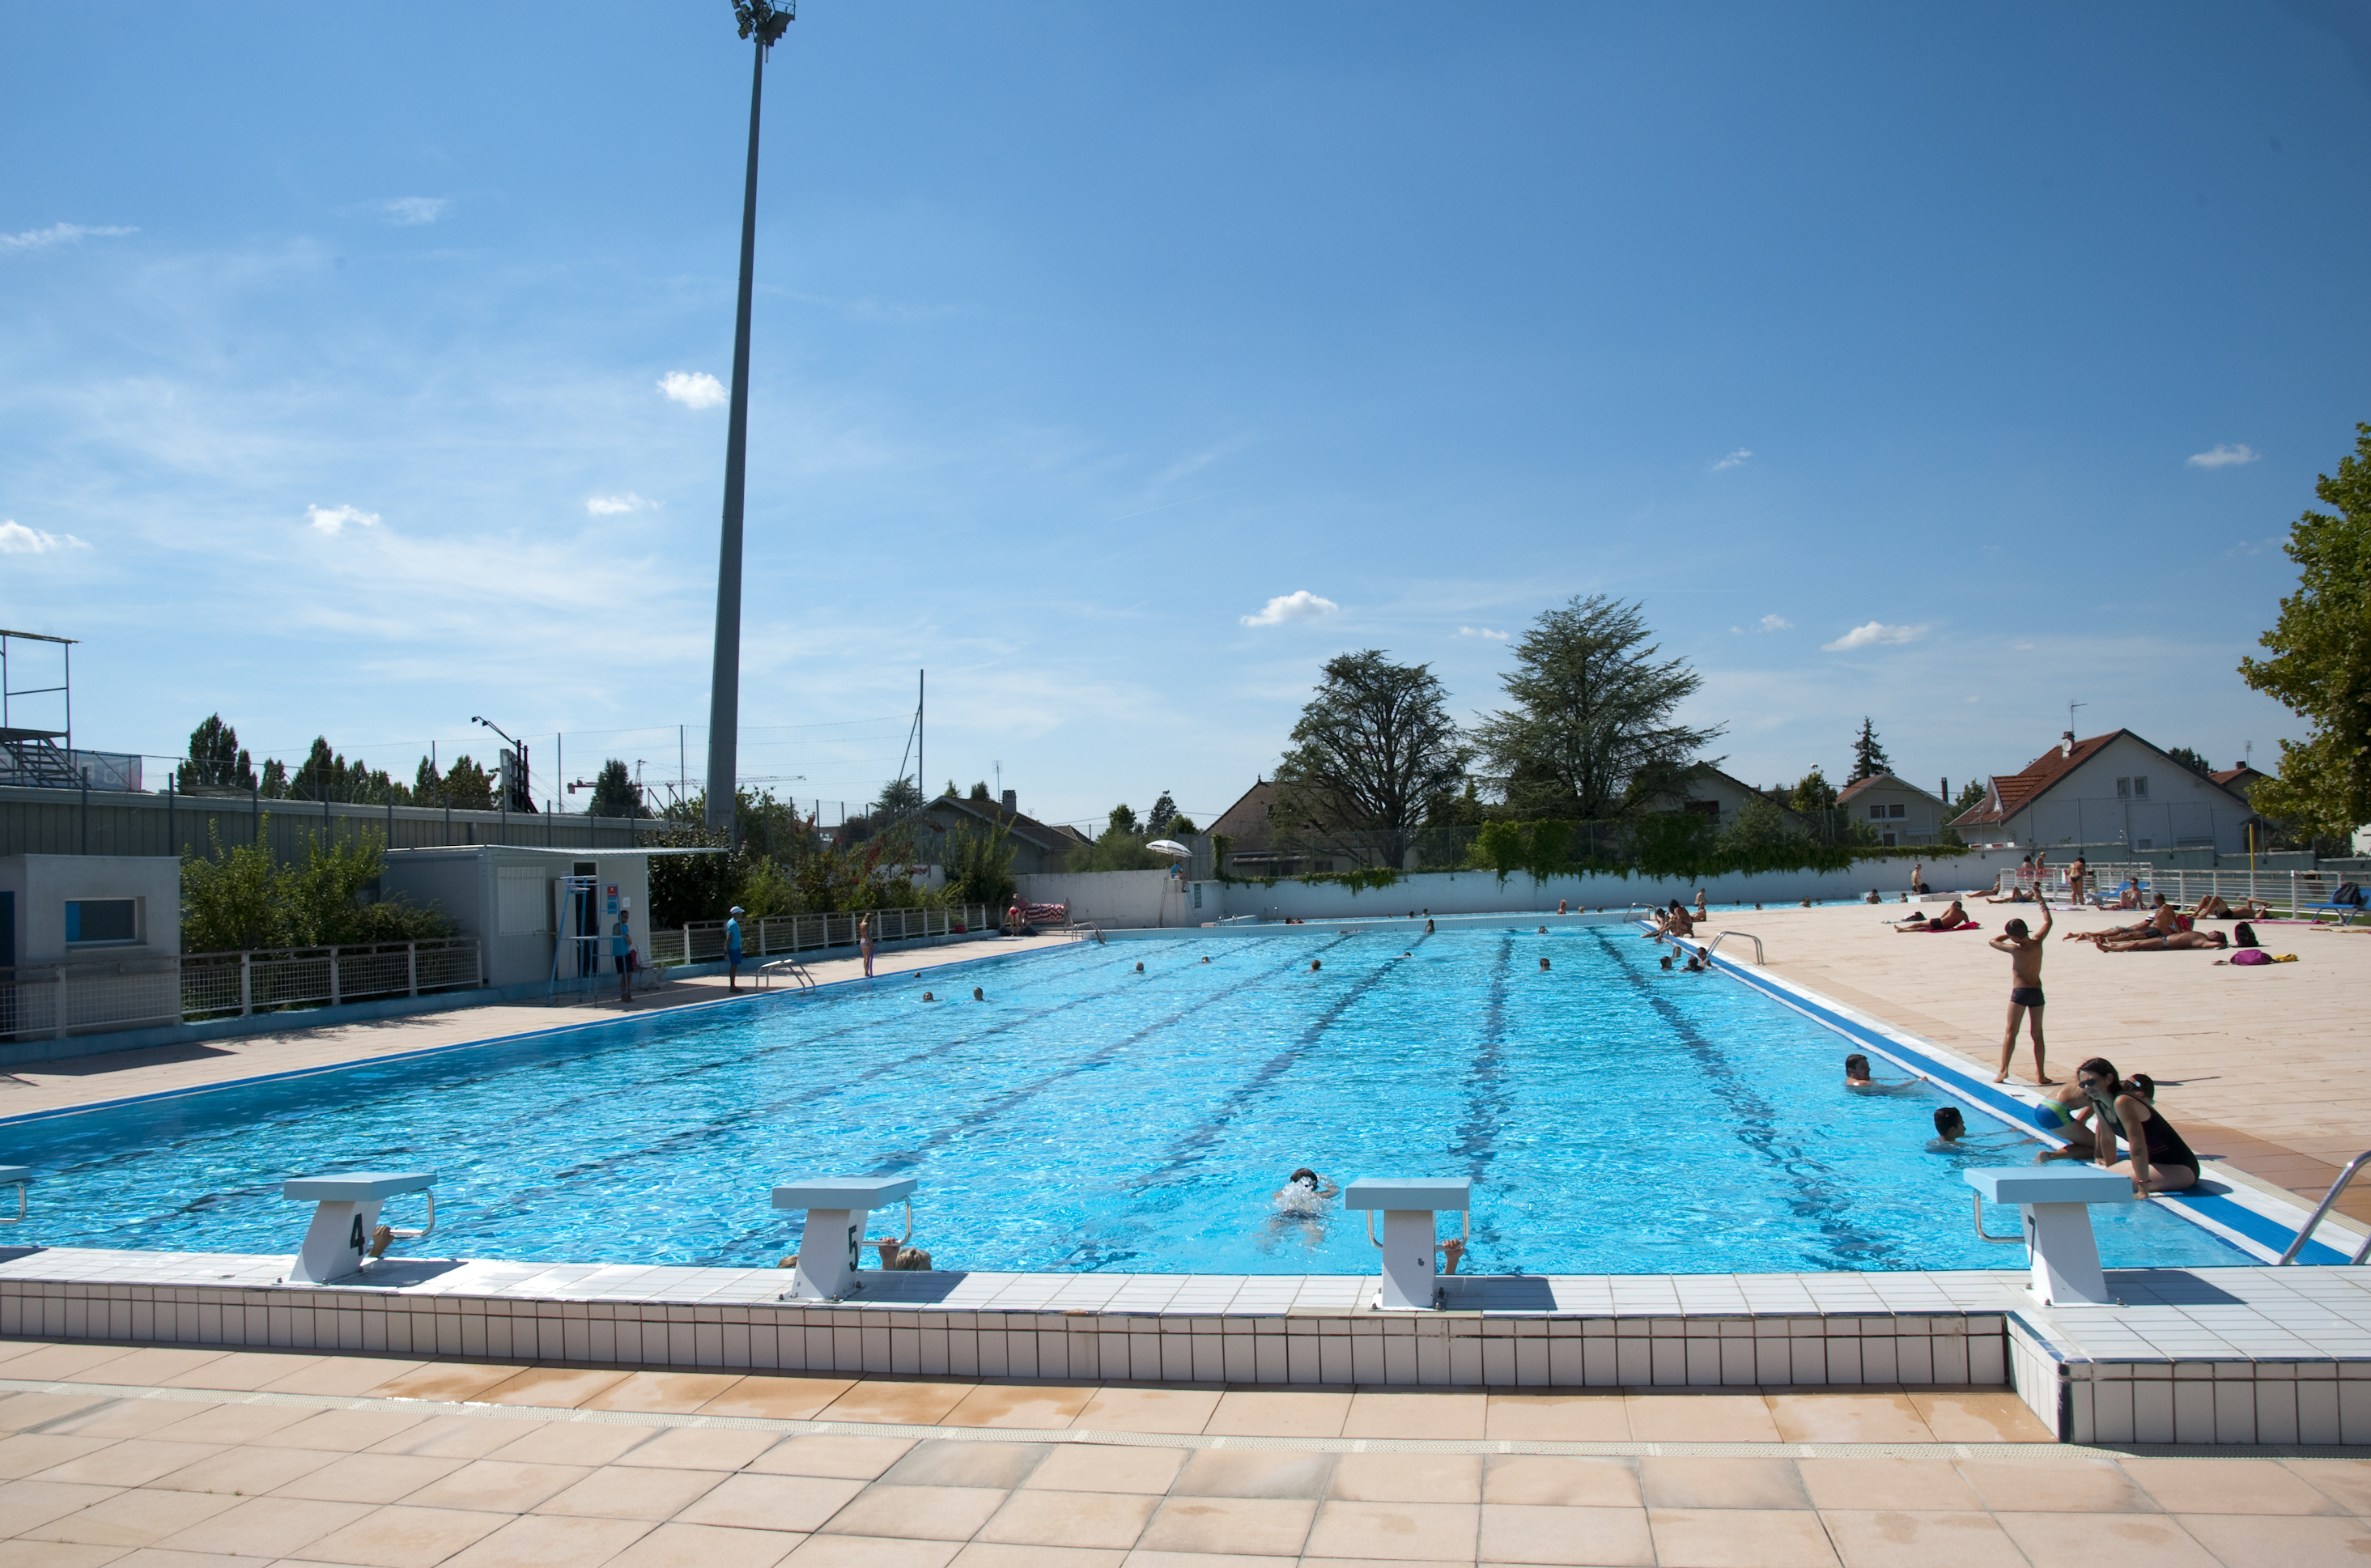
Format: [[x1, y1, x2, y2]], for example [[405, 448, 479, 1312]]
[[705, 0, 794, 835]]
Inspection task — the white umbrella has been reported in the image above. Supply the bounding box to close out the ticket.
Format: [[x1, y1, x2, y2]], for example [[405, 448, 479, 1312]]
[[1145, 839, 1192, 858]]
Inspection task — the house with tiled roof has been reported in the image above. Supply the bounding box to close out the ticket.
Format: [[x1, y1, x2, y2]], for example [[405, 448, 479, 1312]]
[[1836, 772, 1950, 847], [1949, 730, 2262, 854]]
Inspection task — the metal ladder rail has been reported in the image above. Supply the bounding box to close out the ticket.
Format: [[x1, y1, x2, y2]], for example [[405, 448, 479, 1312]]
[[1704, 930, 1765, 966], [2278, 1150, 2371, 1264]]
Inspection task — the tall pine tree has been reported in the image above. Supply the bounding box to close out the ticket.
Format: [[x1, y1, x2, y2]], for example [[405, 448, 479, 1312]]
[[1848, 717, 1893, 783]]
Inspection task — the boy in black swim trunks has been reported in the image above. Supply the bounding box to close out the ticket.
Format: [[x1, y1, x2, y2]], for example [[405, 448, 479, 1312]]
[[1986, 907, 2055, 1085]]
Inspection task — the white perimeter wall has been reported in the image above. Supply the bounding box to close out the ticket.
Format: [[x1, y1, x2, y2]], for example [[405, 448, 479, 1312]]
[[1014, 869, 1196, 928]]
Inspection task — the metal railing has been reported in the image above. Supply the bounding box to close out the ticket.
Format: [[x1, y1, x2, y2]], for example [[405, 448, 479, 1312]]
[[1705, 931, 1765, 965], [644, 904, 989, 968], [1, 938, 482, 1040], [1996, 865, 2356, 915], [2279, 1151, 2371, 1265]]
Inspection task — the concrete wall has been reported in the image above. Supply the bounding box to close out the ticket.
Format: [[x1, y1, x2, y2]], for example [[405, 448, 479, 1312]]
[[1014, 869, 1195, 928], [381, 847, 652, 989], [0, 854, 182, 965]]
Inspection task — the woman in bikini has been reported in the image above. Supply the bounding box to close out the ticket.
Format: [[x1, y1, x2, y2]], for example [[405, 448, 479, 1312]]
[[2053, 1056, 2199, 1193]]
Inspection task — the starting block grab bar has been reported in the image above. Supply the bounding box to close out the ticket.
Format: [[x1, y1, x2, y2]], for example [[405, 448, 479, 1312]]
[[0, 1166, 27, 1226], [283, 1171, 437, 1285]]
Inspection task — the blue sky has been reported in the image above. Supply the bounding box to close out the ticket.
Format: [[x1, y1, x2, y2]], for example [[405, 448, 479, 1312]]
[[4, 2, 2366, 832]]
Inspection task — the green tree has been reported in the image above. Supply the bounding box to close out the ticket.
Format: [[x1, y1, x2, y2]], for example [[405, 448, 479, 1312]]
[[1275, 649, 1469, 867], [1472, 597, 1721, 820], [943, 818, 1018, 908], [2241, 423, 2371, 839], [440, 756, 496, 810], [178, 714, 257, 792], [874, 776, 924, 815], [260, 758, 290, 799], [1145, 792, 1178, 835], [1954, 778, 1988, 814], [588, 759, 644, 818], [181, 820, 454, 953], [2166, 746, 2214, 778], [969, 780, 991, 801], [1848, 717, 1892, 783], [1107, 803, 1140, 836]]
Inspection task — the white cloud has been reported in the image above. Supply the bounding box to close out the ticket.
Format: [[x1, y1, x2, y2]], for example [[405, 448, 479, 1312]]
[[1729, 614, 1793, 635], [1239, 590, 1340, 627], [305, 503, 380, 536], [1712, 448, 1753, 471], [374, 197, 448, 226], [1822, 620, 1929, 652], [1458, 625, 1510, 640], [586, 492, 648, 515], [2186, 443, 2258, 469], [0, 521, 90, 554], [660, 371, 728, 410], [2, 223, 136, 252]]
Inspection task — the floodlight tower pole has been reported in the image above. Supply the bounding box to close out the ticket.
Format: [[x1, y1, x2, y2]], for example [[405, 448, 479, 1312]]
[[706, 0, 793, 835]]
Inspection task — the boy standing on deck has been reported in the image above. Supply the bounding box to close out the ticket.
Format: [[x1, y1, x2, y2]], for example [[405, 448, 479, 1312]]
[[725, 905, 745, 991], [1988, 906, 2055, 1085]]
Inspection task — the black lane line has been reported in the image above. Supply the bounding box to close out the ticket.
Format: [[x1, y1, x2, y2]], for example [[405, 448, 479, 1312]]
[[1447, 933, 1515, 1269], [1593, 928, 1900, 1271]]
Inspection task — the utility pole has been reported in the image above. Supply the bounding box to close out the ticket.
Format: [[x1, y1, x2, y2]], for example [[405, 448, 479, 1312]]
[[705, 0, 795, 834]]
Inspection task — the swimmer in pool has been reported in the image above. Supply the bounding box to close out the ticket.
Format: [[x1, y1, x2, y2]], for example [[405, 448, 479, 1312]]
[[1425, 919, 1435, 933], [1540, 957, 1551, 971], [920, 991, 936, 1002], [1928, 1106, 2026, 1153], [1311, 959, 1322, 971], [1134, 962, 1144, 972], [971, 987, 984, 1001], [1843, 1052, 1923, 1094], [1260, 1167, 1341, 1254]]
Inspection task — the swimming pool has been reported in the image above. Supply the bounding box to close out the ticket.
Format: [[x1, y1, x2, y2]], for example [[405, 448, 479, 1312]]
[[2, 928, 2241, 1275]]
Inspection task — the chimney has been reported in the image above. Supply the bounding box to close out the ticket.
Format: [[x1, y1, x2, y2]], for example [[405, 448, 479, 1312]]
[[1001, 788, 1017, 814], [1940, 777, 1948, 803], [2061, 730, 2076, 759]]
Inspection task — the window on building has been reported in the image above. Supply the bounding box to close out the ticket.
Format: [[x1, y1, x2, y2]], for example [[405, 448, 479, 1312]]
[[65, 898, 139, 946], [1683, 800, 1719, 817], [1868, 805, 1884, 819], [1888, 803, 1906, 819], [1880, 832, 1897, 848], [2133, 776, 2148, 799], [2115, 777, 2131, 799]]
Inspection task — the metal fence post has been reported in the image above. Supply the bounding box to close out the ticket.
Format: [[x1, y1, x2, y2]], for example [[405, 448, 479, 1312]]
[[406, 941, 419, 998], [240, 952, 252, 1017], [329, 946, 342, 1008], [54, 966, 68, 1039]]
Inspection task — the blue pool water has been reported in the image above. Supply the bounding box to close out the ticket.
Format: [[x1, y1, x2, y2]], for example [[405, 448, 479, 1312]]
[[2, 928, 2242, 1275]]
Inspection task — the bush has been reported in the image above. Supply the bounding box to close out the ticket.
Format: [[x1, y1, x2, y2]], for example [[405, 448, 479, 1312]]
[[181, 820, 455, 953]]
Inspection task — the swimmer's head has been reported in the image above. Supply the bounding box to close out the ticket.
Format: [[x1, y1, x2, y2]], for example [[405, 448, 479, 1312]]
[[1134, 962, 1144, 972], [1290, 1167, 1319, 1188], [1659, 954, 1674, 971], [1201, 956, 1211, 963], [1311, 959, 1322, 971], [1933, 1106, 1966, 1140], [1539, 957, 1550, 971], [920, 991, 935, 1002], [971, 987, 984, 1001], [2003, 918, 2029, 939], [1845, 1053, 1872, 1081], [1538, 925, 1547, 934]]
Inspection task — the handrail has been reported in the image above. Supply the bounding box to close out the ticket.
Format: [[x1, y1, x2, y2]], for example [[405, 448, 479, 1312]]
[[2278, 1149, 2371, 1264], [1972, 1190, 2025, 1246], [1705, 930, 1765, 965]]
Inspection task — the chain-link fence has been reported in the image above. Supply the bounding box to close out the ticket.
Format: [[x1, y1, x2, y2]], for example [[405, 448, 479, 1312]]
[[644, 904, 992, 967], [1, 938, 483, 1042]]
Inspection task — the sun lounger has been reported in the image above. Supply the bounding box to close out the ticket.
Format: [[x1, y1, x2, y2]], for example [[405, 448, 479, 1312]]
[[2305, 882, 2367, 927]]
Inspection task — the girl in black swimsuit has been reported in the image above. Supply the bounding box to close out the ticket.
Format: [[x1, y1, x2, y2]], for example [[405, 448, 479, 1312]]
[[2067, 1056, 2199, 1193]]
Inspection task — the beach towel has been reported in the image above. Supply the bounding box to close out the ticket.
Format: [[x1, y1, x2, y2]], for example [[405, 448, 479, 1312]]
[[1922, 918, 1979, 932]]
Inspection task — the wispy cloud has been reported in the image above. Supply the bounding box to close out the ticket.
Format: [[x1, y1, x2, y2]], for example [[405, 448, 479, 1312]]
[[1240, 590, 1339, 627], [586, 493, 648, 516], [1712, 448, 1753, 471], [0, 521, 91, 554], [1731, 613, 1793, 634], [2226, 535, 2284, 557], [2, 223, 136, 252], [2186, 443, 2258, 469], [305, 503, 380, 536], [660, 371, 727, 410], [373, 197, 448, 226], [1459, 625, 1510, 640], [1823, 620, 1929, 651]]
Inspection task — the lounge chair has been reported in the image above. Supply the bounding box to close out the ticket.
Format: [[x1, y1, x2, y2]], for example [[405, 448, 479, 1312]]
[[2305, 882, 2368, 927]]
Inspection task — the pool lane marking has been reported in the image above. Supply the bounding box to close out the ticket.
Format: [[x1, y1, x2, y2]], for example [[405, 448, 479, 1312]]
[[1595, 929, 1905, 1272], [1447, 933, 1515, 1270]]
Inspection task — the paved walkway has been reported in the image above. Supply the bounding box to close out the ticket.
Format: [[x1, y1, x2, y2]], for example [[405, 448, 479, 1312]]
[[0, 934, 1077, 1123], [1698, 901, 2371, 1222], [12, 1336, 2371, 1568]]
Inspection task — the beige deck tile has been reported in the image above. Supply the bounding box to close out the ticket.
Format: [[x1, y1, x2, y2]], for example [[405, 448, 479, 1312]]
[[262, 1359, 432, 1399], [2284, 1459, 2371, 1514], [267, 1452, 470, 1506], [1327, 1452, 1481, 1504], [0, 1337, 68, 1365], [1070, 1386, 1224, 1436], [154, 1351, 328, 1392], [262, 1409, 434, 1455], [1481, 1455, 1640, 1509], [743, 1435, 916, 1481], [1202, 1391, 1350, 1439], [0, 1345, 151, 1383], [1905, 1390, 2054, 1443], [580, 1372, 746, 1415], [1796, 1457, 1982, 1513], [1766, 1392, 1934, 1443], [1638, 1456, 1812, 1511], [1301, 1498, 1478, 1562], [937, 1383, 1097, 1430], [1647, 1506, 1840, 1568], [1115, 1553, 1294, 1568], [482, 1421, 661, 1468], [281, 1502, 510, 1568], [143, 1403, 318, 1447], [600, 1519, 803, 1568], [1482, 1392, 1630, 1443], [809, 1380, 972, 1428], [150, 1494, 376, 1559], [66, 1349, 233, 1388], [0, 1543, 135, 1567], [671, 1473, 869, 1533], [1020, 1445, 1184, 1496], [1134, 1495, 1317, 1557], [877, 1439, 1047, 1491], [15, 1487, 241, 1549], [1298, 1558, 1468, 1568], [31, 1441, 231, 1489], [40, 1402, 210, 1442], [2171, 1512, 2371, 1565], [0, 1431, 116, 1479], [1475, 1502, 1655, 1567], [694, 1376, 858, 1421], [815, 1482, 1006, 1541], [1957, 1456, 2156, 1515], [605, 1427, 781, 1473], [1990, 1510, 2218, 1568], [780, 1536, 958, 1567], [1171, 1450, 1334, 1500], [1819, 1509, 2028, 1568], [0, 1478, 125, 1536], [2119, 1457, 2344, 1515], [363, 1362, 527, 1404], [975, 1489, 1160, 1549], [531, 1464, 732, 1521], [438, 1513, 655, 1568], [470, 1366, 634, 1409], [147, 1442, 342, 1496], [949, 1544, 1124, 1568], [362, 1414, 531, 1461], [0, 1393, 112, 1432], [395, 1459, 593, 1515], [1624, 1394, 1782, 1444], [1341, 1390, 1487, 1440]]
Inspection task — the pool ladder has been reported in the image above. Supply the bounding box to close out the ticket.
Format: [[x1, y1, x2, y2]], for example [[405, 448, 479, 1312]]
[[1703, 930, 1765, 965], [2277, 1149, 2371, 1264]]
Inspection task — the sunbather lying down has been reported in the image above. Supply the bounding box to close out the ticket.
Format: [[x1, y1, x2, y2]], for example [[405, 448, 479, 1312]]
[[2193, 894, 2269, 920], [1896, 899, 1974, 932], [2097, 929, 2229, 951]]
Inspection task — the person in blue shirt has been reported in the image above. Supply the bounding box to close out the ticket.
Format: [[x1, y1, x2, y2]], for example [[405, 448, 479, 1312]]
[[725, 905, 744, 990], [611, 899, 635, 1003]]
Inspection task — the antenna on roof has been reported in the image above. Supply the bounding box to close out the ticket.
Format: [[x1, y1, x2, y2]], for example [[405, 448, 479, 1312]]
[[2067, 701, 2086, 733]]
